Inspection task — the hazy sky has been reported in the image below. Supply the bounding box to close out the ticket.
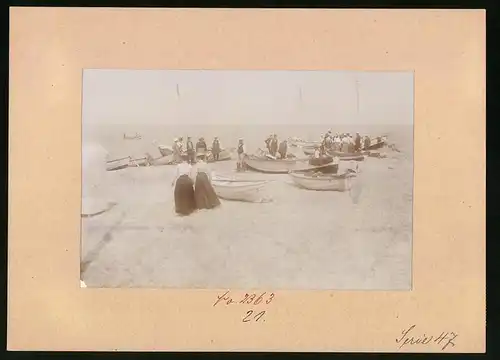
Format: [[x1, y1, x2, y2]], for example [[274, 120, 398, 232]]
[[83, 70, 413, 126]]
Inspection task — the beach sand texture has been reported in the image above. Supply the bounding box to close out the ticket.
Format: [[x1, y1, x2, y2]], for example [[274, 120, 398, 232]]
[[81, 124, 413, 290]]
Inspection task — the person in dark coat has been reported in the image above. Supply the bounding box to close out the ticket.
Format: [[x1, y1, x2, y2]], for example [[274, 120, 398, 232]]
[[270, 134, 279, 157], [211, 137, 221, 161], [363, 136, 371, 150], [278, 139, 288, 159], [172, 160, 196, 216], [193, 158, 221, 210], [354, 132, 362, 152], [265, 134, 273, 153], [186, 137, 195, 164]]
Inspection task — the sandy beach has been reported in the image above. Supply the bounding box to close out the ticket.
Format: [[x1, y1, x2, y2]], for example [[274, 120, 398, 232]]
[[81, 124, 413, 290]]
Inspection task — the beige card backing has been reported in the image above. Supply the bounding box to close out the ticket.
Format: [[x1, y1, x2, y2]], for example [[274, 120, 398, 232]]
[[8, 8, 485, 352]]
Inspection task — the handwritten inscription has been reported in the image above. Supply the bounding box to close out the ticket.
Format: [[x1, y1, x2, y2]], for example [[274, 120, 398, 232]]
[[396, 325, 458, 351], [213, 291, 275, 323], [213, 291, 275, 307]]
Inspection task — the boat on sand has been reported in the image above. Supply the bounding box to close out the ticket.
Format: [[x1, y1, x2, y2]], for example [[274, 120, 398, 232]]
[[288, 138, 321, 148], [244, 156, 338, 174], [106, 157, 132, 171], [302, 147, 365, 161], [288, 171, 356, 191], [212, 175, 270, 202], [206, 148, 232, 162]]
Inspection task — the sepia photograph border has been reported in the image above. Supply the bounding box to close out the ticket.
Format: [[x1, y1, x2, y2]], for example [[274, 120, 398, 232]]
[[8, 8, 485, 352]]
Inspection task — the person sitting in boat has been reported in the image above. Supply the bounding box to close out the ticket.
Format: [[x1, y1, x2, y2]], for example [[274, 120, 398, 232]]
[[236, 138, 247, 171], [309, 144, 332, 166], [278, 139, 288, 159], [186, 137, 196, 165], [363, 136, 371, 150], [196, 137, 207, 159], [211, 137, 221, 161], [171, 159, 196, 216], [269, 134, 278, 157], [193, 156, 221, 210]]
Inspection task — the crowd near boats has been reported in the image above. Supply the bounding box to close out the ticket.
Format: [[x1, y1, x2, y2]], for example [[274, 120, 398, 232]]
[[101, 129, 394, 214]]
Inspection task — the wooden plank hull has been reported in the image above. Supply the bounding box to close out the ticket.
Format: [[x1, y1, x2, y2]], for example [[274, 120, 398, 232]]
[[302, 147, 366, 161], [106, 157, 130, 171], [289, 172, 355, 191], [244, 157, 338, 174]]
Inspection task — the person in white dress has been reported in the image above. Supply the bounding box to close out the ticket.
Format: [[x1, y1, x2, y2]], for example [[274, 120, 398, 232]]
[[236, 138, 247, 171], [172, 160, 196, 215]]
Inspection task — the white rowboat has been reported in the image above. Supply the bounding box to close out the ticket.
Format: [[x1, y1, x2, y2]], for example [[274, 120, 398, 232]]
[[212, 178, 270, 202], [288, 172, 356, 191]]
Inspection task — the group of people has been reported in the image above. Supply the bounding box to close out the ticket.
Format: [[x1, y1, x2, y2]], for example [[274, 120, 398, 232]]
[[172, 136, 222, 164], [264, 134, 289, 159], [172, 153, 221, 216], [318, 130, 372, 154]]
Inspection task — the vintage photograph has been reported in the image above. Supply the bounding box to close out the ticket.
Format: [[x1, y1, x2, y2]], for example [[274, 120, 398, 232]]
[[81, 70, 413, 290]]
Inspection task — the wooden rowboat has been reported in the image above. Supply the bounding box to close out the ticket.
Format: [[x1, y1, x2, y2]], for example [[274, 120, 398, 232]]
[[328, 151, 365, 161], [106, 156, 131, 171], [288, 171, 356, 191], [212, 177, 270, 202], [123, 133, 142, 140], [288, 138, 321, 148], [302, 147, 366, 161], [244, 156, 338, 174]]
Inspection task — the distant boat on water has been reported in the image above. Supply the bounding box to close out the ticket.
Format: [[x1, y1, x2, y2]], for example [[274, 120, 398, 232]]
[[123, 132, 142, 140]]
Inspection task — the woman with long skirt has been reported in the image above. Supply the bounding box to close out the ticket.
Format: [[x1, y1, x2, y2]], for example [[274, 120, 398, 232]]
[[172, 160, 196, 216], [193, 156, 221, 210]]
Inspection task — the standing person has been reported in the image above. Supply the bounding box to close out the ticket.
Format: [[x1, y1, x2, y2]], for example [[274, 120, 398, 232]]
[[171, 159, 196, 216], [278, 139, 288, 159], [172, 138, 180, 163], [364, 136, 371, 150], [354, 132, 362, 152], [341, 134, 350, 153], [333, 134, 341, 151], [236, 138, 247, 171], [211, 137, 221, 162], [325, 133, 333, 150], [265, 134, 273, 153], [349, 134, 355, 153], [177, 137, 184, 153], [186, 136, 195, 164], [270, 134, 278, 157], [193, 157, 221, 210]]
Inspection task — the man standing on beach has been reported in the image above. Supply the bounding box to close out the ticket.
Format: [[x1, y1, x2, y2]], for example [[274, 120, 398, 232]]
[[212, 137, 221, 161], [186, 137, 195, 164], [354, 132, 362, 152], [278, 139, 288, 159], [237, 138, 247, 171], [270, 134, 278, 157], [265, 134, 273, 153]]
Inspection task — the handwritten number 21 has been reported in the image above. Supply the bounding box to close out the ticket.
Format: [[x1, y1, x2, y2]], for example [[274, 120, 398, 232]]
[[243, 310, 266, 323]]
